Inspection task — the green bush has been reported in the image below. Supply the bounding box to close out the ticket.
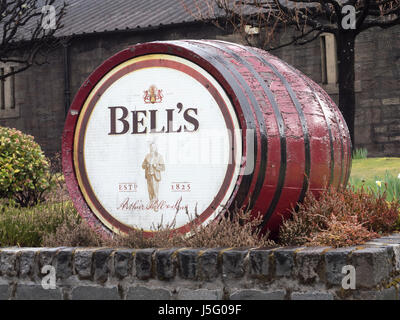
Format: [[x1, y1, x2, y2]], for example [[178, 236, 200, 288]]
[[0, 126, 53, 207], [0, 200, 80, 247]]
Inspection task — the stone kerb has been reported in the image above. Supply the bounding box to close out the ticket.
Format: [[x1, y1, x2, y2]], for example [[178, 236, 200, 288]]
[[0, 233, 399, 300]]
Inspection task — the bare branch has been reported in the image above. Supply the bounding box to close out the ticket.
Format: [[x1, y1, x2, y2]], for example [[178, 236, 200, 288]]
[[0, 0, 67, 79], [268, 28, 324, 50], [184, 0, 400, 51], [359, 13, 400, 31]]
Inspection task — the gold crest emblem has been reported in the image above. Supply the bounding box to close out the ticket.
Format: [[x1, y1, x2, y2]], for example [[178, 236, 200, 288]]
[[143, 85, 163, 104]]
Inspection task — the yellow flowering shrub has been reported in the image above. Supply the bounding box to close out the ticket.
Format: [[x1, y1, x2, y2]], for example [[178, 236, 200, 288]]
[[0, 126, 53, 206]]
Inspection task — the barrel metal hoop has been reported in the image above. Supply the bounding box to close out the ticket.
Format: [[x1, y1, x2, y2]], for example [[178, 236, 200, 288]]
[[275, 53, 351, 188], [210, 41, 290, 229], [214, 41, 291, 230], [191, 40, 269, 210], [287, 63, 345, 187], [242, 46, 312, 208], [279, 60, 337, 187], [168, 40, 258, 211]]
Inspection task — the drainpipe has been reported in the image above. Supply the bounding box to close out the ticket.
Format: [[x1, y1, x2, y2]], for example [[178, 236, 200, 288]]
[[63, 39, 71, 118]]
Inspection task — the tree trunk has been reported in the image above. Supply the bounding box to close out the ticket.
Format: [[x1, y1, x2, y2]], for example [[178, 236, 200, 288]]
[[336, 31, 356, 148]]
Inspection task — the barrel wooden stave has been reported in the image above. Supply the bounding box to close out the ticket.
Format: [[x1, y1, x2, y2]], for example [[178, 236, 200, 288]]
[[180, 40, 351, 234]]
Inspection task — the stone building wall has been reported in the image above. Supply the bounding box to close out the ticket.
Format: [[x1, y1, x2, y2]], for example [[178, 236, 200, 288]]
[[273, 25, 400, 157], [0, 23, 399, 158], [0, 45, 66, 157]]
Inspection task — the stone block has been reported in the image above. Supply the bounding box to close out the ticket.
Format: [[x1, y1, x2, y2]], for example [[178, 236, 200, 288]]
[[383, 143, 400, 156], [379, 287, 398, 300], [38, 248, 60, 272], [366, 243, 400, 273], [353, 287, 398, 300], [198, 249, 220, 281], [177, 289, 223, 300], [156, 249, 177, 280], [19, 250, 37, 279], [55, 248, 75, 280], [351, 247, 393, 288], [383, 233, 400, 239], [222, 249, 248, 279], [74, 249, 94, 279], [373, 125, 388, 134], [93, 249, 114, 284], [374, 134, 389, 143], [295, 247, 328, 284], [382, 98, 400, 105], [393, 246, 400, 272], [291, 291, 334, 300], [72, 286, 120, 300], [0, 249, 18, 277], [135, 249, 155, 280], [355, 125, 371, 145], [359, 98, 381, 108], [230, 289, 285, 300], [177, 249, 201, 280], [126, 286, 171, 300], [325, 247, 356, 286], [249, 249, 273, 277], [373, 234, 400, 242], [14, 285, 62, 300], [0, 285, 9, 300], [274, 248, 299, 277], [114, 249, 135, 279]]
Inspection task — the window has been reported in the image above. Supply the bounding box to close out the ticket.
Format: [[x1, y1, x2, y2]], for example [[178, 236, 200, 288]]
[[320, 33, 338, 85], [0, 63, 19, 118]]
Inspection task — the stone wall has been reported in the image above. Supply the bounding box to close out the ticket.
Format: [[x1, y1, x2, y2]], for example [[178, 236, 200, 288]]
[[1, 233, 400, 300], [273, 25, 400, 157]]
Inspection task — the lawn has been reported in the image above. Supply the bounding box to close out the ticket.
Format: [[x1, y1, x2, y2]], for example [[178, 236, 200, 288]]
[[349, 157, 400, 202], [350, 157, 400, 181]]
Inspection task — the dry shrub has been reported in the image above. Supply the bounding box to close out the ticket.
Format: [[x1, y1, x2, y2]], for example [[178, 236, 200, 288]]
[[42, 216, 103, 247], [350, 186, 400, 232], [307, 215, 378, 248], [279, 186, 399, 247], [108, 207, 275, 248], [277, 211, 315, 247], [106, 217, 185, 248], [183, 207, 275, 248], [45, 206, 275, 248]]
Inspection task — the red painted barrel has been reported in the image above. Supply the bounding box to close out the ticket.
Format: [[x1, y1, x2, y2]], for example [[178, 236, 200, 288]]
[[62, 40, 352, 237]]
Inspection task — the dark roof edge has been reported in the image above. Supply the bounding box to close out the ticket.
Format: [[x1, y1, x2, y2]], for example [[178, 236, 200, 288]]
[[60, 19, 218, 41]]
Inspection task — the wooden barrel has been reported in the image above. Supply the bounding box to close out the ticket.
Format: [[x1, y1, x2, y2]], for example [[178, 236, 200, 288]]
[[62, 40, 352, 237]]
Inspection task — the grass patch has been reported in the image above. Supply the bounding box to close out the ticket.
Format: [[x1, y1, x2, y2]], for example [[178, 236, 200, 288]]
[[350, 157, 400, 181], [352, 147, 368, 160], [349, 157, 400, 202], [0, 200, 80, 247]]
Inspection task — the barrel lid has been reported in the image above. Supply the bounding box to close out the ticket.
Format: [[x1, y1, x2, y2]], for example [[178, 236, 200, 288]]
[[63, 41, 246, 236]]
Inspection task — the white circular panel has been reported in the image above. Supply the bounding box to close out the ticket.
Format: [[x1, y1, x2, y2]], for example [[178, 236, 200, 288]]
[[77, 55, 242, 233]]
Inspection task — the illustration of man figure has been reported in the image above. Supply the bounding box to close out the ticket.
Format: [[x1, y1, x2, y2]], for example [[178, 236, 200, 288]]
[[142, 142, 165, 201]]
